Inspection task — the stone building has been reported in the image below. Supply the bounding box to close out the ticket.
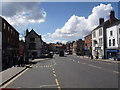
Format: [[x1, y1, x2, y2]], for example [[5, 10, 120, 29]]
[[25, 29, 44, 58]]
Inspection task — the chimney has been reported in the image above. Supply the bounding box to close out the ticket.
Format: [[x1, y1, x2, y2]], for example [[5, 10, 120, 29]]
[[109, 10, 116, 23], [99, 18, 104, 25], [26, 29, 29, 35]]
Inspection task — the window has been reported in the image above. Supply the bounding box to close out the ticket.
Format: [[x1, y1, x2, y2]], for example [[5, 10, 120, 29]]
[[8, 26, 10, 31], [93, 31, 96, 37], [29, 43, 36, 50], [11, 29, 12, 34], [109, 40, 111, 46], [99, 38, 102, 46], [99, 29, 102, 36], [119, 28, 120, 34], [110, 31, 113, 36], [30, 38, 35, 42], [7, 38, 9, 43], [119, 38, 120, 44], [113, 39, 115, 46], [4, 23, 6, 29]]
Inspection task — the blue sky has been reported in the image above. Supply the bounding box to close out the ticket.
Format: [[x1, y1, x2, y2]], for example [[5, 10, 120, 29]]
[[2, 2, 119, 43]]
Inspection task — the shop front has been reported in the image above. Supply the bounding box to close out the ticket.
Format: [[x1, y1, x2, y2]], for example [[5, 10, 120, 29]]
[[106, 49, 119, 60]]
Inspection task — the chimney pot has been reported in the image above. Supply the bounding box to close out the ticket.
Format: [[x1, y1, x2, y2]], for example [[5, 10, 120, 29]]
[[99, 18, 104, 25]]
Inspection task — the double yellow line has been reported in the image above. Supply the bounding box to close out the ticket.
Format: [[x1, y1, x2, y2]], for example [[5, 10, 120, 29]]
[[1, 65, 32, 88]]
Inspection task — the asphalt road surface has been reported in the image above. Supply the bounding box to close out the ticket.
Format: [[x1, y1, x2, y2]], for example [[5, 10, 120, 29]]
[[4, 54, 119, 89]]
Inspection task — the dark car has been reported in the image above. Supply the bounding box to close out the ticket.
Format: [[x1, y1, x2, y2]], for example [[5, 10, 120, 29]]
[[59, 51, 64, 56]]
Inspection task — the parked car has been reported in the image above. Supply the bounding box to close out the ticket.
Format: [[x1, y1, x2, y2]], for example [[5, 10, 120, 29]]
[[59, 51, 64, 56]]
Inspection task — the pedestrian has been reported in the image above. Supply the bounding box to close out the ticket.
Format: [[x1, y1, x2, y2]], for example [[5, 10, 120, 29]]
[[13, 55, 16, 67], [25, 56, 29, 64], [17, 55, 20, 67], [20, 55, 24, 66]]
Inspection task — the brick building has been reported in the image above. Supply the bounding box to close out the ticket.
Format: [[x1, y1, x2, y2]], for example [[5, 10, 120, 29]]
[[19, 40, 25, 56], [73, 39, 84, 55], [1, 16, 19, 70], [84, 34, 92, 56]]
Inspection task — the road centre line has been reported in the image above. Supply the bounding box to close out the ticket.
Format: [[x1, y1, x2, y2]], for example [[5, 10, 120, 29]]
[[88, 64, 102, 69], [113, 71, 119, 74], [54, 74, 57, 77], [53, 71, 56, 73]]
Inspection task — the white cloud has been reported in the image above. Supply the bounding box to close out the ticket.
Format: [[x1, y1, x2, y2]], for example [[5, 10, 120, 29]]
[[48, 3, 113, 40], [42, 34, 67, 44], [2, 2, 46, 28]]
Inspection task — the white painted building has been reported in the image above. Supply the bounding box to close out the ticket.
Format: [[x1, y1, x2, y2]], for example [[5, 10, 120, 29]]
[[92, 11, 120, 59], [92, 18, 109, 59], [25, 29, 44, 58], [106, 21, 120, 60]]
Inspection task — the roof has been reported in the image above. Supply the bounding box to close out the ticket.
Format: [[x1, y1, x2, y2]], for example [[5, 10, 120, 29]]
[[0, 16, 19, 34], [92, 18, 119, 32], [25, 29, 41, 39], [107, 20, 120, 28]]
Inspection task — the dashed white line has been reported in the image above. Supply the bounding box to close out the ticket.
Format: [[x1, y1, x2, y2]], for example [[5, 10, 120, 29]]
[[113, 71, 119, 74]]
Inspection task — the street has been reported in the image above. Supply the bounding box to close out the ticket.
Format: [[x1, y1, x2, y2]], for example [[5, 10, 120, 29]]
[[3, 55, 119, 88]]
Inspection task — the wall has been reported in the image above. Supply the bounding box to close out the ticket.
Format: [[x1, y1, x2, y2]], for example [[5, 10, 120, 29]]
[[106, 25, 118, 49], [92, 27, 104, 59], [0, 32, 2, 71], [25, 31, 43, 57]]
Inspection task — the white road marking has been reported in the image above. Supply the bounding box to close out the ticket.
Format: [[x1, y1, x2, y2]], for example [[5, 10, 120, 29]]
[[113, 71, 119, 74], [88, 64, 102, 69]]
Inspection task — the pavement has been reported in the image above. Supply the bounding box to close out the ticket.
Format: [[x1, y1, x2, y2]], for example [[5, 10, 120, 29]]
[[0, 58, 50, 88], [78, 56, 120, 64]]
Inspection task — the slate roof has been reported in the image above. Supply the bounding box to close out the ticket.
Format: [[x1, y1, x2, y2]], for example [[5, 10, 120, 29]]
[[92, 18, 120, 32], [25, 29, 41, 39]]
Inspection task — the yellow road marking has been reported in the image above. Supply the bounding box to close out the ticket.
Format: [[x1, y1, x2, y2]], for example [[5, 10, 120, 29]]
[[40, 84, 58, 88], [82, 63, 87, 64], [55, 79, 59, 86], [2, 65, 31, 88]]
